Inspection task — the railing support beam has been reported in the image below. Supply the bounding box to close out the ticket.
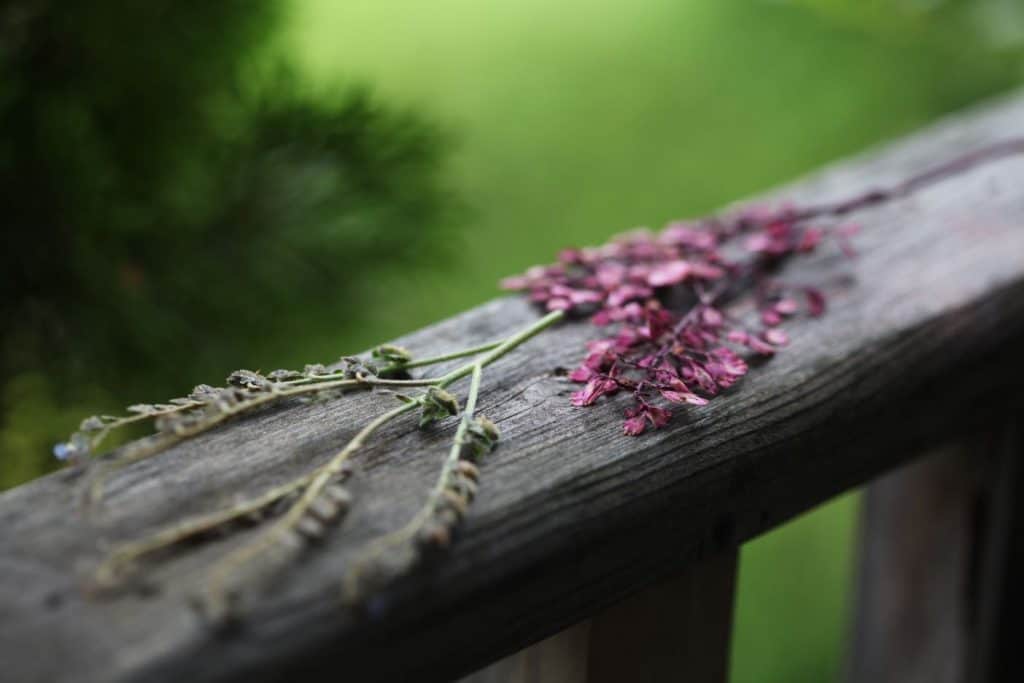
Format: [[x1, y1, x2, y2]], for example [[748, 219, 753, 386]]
[[464, 550, 738, 683], [848, 409, 1024, 683]]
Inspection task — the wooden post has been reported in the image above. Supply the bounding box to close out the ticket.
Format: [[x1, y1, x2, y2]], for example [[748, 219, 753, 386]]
[[588, 550, 737, 683], [846, 447, 978, 683], [463, 551, 737, 683], [848, 409, 1024, 683], [969, 409, 1023, 683], [459, 623, 592, 683]]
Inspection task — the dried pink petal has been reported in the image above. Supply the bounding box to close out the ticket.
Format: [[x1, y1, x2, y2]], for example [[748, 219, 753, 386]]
[[681, 360, 718, 395], [546, 298, 572, 311], [559, 248, 584, 264], [763, 328, 789, 346], [660, 222, 717, 250], [709, 347, 749, 378], [646, 405, 672, 428], [570, 377, 618, 406], [701, 307, 724, 327], [805, 287, 826, 316], [646, 260, 691, 287], [660, 390, 709, 406], [569, 366, 597, 382], [745, 336, 777, 356], [775, 298, 799, 315], [727, 330, 749, 344], [607, 284, 652, 307], [797, 228, 823, 252], [688, 262, 725, 280], [501, 194, 853, 435], [623, 413, 647, 435]]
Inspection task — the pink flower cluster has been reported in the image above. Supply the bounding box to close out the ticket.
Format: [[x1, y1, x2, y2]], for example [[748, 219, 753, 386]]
[[502, 207, 855, 435]]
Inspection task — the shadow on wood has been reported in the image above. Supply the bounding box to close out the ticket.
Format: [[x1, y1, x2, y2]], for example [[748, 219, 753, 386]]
[[464, 551, 737, 683]]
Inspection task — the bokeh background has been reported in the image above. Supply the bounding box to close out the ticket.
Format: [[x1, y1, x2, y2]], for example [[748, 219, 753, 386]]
[[3, 1, 1022, 680]]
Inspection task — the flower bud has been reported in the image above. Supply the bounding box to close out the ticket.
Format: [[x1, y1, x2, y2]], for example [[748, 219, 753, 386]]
[[462, 416, 499, 460], [372, 344, 413, 364], [449, 477, 478, 502], [439, 490, 469, 518], [427, 388, 459, 415], [297, 516, 326, 541], [455, 460, 480, 482], [417, 522, 452, 549], [227, 369, 272, 391], [340, 357, 379, 380], [475, 416, 500, 442], [419, 387, 460, 427]]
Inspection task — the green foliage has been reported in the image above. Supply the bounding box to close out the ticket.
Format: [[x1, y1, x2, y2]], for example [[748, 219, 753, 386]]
[[0, 0, 457, 408], [781, 0, 1024, 49]]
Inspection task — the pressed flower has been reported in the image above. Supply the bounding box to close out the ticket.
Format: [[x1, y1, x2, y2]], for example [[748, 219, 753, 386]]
[[805, 287, 826, 316], [570, 377, 619, 407], [503, 199, 855, 434]]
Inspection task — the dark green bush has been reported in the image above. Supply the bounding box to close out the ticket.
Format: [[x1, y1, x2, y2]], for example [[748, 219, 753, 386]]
[[0, 0, 456, 397]]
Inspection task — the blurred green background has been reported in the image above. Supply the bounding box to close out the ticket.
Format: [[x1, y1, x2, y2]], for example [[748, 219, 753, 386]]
[[2, 0, 1021, 680]]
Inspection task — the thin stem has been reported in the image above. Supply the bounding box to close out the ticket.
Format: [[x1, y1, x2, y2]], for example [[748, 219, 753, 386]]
[[79, 340, 506, 463], [94, 475, 311, 587], [438, 310, 565, 388], [343, 363, 484, 601], [203, 400, 418, 616], [91, 311, 564, 604], [87, 401, 202, 454], [86, 390, 289, 505], [275, 340, 504, 386], [395, 340, 503, 371], [89, 375, 442, 491]]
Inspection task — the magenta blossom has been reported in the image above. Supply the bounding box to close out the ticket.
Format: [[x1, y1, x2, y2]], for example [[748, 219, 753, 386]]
[[504, 204, 854, 435]]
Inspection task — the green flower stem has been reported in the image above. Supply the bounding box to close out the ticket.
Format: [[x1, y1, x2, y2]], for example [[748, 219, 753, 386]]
[[85, 401, 203, 454], [90, 375, 448, 485], [343, 362, 484, 601], [396, 339, 502, 370], [94, 474, 312, 587], [203, 399, 418, 616], [438, 310, 565, 389], [83, 340, 508, 456], [277, 339, 504, 387], [91, 311, 566, 609]]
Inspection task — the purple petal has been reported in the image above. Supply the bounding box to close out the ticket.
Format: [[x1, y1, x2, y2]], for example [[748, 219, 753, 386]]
[[647, 260, 691, 287]]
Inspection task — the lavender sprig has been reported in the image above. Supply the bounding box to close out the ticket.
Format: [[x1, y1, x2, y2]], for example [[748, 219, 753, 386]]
[[87, 312, 562, 619]]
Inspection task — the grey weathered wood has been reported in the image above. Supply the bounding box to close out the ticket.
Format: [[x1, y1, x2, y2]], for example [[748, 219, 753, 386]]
[[3, 90, 1024, 683]]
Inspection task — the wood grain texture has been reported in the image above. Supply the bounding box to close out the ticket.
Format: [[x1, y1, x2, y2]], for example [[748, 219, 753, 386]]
[[3, 90, 1024, 683]]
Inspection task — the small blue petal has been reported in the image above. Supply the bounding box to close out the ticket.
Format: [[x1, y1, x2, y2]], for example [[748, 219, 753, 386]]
[[52, 443, 71, 461]]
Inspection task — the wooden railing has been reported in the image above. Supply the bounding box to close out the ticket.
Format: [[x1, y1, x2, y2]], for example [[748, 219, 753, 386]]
[[2, 90, 1024, 683]]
